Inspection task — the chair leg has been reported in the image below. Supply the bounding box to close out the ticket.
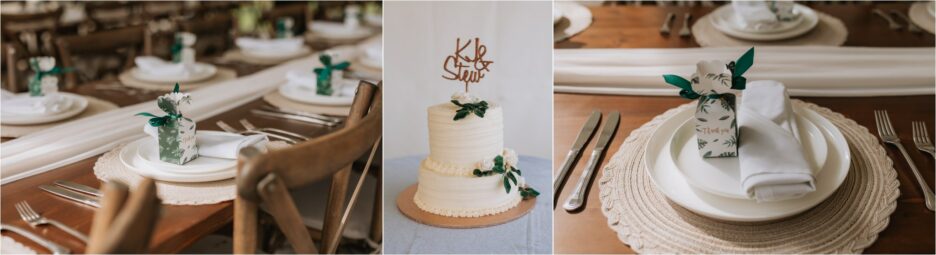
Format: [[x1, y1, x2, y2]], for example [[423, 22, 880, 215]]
[[234, 186, 259, 253], [258, 173, 318, 254], [321, 167, 351, 253], [370, 170, 382, 243]]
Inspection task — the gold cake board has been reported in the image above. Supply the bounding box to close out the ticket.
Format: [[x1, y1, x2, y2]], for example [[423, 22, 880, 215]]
[[396, 184, 536, 229]]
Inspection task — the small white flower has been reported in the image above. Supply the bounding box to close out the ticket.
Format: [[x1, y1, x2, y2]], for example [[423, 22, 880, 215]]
[[503, 148, 519, 168], [479, 158, 495, 170], [451, 92, 480, 104], [34, 57, 56, 71], [517, 176, 526, 188]]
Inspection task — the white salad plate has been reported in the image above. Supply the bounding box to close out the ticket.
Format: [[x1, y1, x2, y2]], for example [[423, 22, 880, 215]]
[[308, 21, 372, 40], [278, 81, 356, 106], [670, 110, 828, 200], [131, 62, 217, 84], [644, 104, 850, 222], [242, 45, 311, 60], [0, 93, 88, 125], [710, 4, 819, 41], [135, 133, 237, 175], [119, 135, 236, 183]]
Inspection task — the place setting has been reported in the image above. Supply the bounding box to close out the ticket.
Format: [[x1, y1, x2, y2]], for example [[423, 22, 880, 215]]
[[1, 57, 117, 138], [692, 0, 847, 47], [593, 48, 901, 253], [262, 52, 362, 117], [225, 16, 313, 66], [305, 4, 377, 47], [120, 32, 237, 91]]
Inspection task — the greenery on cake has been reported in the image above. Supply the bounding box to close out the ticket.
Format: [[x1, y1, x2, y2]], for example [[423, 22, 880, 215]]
[[451, 92, 489, 121], [472, 149, 539, 199]]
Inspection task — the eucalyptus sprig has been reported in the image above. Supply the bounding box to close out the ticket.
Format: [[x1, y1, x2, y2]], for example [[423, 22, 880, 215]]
[[472, 155, 537, 199], [451, 100, 489, 121]]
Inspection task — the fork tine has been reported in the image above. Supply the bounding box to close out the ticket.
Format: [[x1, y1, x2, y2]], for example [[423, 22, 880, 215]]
[[216, 121, 237, 133], [21, 202, 38, 220], [874, 111, 885, 138], [14, 203, 27, 220], [913, 121, 923, 145], [922, 122, 932, 143], [882, 111, 895, 135], [239, 119, 255, 130]]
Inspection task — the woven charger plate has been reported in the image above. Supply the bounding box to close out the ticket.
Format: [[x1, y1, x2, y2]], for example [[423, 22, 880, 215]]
[[118, 67, 237, 91], [909, 2, 936, 34], [93, 141, 288, 205], [262, 90, 351, 117], [1, 96, 118, 138], [692, 12, 847, 47], [396, 184, 536, 228], [598, 100, 899, 253]]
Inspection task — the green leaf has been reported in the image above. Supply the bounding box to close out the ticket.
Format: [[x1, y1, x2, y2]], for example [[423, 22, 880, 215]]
[[503, 177, 511, 193], [451, 100, 463, 107], [507, 172, 517, 185], [719, 115, 730, 120], [697, 118, 707, 122], [453, 110, 469, 120], [494, 155, 503, 166], [473, 169, 482, 177], [513, 167, 521, 176]]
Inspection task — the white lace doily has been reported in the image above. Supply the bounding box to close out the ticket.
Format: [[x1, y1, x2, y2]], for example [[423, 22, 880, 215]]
[[692, 12, 848, 47], [118, 68, 237, 91], [262, 90, 351, 116], [598, 100, 899, 253], [1, 236, 37, 254], [1, 96, 119, 138], [93, 141, 288, 205]]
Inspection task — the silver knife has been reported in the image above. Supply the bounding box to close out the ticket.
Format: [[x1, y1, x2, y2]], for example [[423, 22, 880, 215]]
[[260, 105, 344, 123], [563, 111, 620, 211], [553, 111, 602, 199], [54, 180, 102, 197], [251, 109, 340, 127], [40, 185, 100, 208], [1, 224, 70, 254]]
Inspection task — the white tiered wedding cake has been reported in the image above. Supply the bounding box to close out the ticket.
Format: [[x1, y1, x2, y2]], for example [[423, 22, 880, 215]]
[[413, 93, 535, 218]]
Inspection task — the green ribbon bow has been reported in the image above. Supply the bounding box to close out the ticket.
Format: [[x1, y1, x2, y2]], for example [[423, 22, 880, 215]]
[[136, 83, 187, 127], [171, 36, 184, 63], [29, 59, 73, 96], [662, 47, 754, 100], [313, 54, 351, 95]]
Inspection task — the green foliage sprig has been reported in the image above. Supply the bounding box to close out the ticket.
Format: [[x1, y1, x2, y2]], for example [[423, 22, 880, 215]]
[[451, 100, 489, 121], [472, 155, 540, 200]]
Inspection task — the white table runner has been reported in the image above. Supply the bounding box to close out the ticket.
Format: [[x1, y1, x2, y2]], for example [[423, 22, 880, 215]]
[[555, 46, 936, 97]]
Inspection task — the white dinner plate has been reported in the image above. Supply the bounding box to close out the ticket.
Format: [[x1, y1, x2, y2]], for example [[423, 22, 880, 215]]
[[709, 4, 819, 41], [135, 131, 237, 175], [711, 4, 804, 34], [241, 45, 311, 60], [278, 82, 356, 106], [365, 13, 382, 27], [308, 21, 373, 40], [670, 110, 828, 200], [130, 62, 217, 84], [0, 93, 88, 125], [119, 137, 235, 183], [644, 104, 850, 222]]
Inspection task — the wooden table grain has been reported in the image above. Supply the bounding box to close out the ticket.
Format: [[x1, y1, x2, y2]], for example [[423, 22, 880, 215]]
[[553, 2, 935, 254], [0, 56, 342, 253]]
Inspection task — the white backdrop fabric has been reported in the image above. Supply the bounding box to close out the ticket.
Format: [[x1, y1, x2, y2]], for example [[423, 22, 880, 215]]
[[555, 47, 936, 97], [1, 46, 361, 184], [383, 1, 554, 159]]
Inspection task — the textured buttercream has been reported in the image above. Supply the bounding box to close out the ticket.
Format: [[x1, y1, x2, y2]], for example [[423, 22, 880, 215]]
[[414, 160, 522, 217], [427, 103, 504, 175]]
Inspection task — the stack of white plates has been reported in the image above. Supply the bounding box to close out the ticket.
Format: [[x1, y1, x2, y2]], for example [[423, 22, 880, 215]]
[[308, 21, 373, 41], [130, 63, 218, 84], [0, 93, 89, 125], [236, 38, 312, 60], [278, 69, 357, 106], [709, 3, 820, 41], [645, 104, 850, 222], [119, 131, 239, 183]]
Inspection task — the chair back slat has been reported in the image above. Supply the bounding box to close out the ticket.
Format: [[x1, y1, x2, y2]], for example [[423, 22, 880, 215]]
[[55, 25, 151, 88]]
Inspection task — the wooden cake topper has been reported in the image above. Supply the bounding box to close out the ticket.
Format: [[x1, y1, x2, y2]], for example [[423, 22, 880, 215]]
[[442, 37, 494, 92]]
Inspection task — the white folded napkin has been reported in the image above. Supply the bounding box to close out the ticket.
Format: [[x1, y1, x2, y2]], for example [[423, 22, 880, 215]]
[[134, 56, 189, 76], [235, 37, 303, 53], [144, 125, 268, 159], [1, 92, 72, 116], [731, 0, 795, 31], [739, 80, 815, 202]]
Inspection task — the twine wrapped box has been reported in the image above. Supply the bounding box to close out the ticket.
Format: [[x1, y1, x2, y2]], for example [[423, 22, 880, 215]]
[[138, 84, 198, 165]]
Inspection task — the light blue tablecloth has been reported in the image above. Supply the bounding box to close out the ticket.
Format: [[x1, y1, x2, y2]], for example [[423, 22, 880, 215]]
[[384, 155, 553, 254]]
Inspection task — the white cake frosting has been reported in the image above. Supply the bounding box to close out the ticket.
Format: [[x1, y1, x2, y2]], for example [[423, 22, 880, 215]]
[[415, 101, 522, 217]]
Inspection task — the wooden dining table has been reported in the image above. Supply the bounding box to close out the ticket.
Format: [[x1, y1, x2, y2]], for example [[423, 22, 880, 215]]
[[553, 2, 935, 254], [0, 53, 343, 253]]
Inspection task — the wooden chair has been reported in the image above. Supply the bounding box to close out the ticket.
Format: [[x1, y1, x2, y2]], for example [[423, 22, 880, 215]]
[[54, 25, 152, 89], [2, 43, 20, 92], [235, 81, 382, 254], [0, 8, 63, 57], [178, 13, 234, 58], [86, 178, 161, 254]]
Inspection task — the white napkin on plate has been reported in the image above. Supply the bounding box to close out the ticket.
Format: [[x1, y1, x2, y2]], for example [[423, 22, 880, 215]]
[[1, 92, 72, 116], [731, 0, 793, 31], [134, 56, 189, 76], [738, 80, 815, 202], [144, 125, 268, 159], [236, 37, 303, 53]]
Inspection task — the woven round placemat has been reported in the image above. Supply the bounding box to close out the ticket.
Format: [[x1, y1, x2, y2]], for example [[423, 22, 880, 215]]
[[909, 2, 935, 34], [692, 12, 847, 47], [598, 100, 899, 253], [93, 141, 288, 205], [1, 96, 118, 138], [118, 67, 237, 91], [262, 90, 351, 117]]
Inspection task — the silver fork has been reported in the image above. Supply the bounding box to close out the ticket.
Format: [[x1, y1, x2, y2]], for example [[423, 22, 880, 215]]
[[875, 110, 934, 211], [239, 119, 310, 141], [912, 121, 935, 158], [216, 120, 299, 144], [890, 10, 921, 33], [660, 12, 675, 35], [15, 201, 89, 242], [873, 9, 902, 30], [679, 13, 692, 37]]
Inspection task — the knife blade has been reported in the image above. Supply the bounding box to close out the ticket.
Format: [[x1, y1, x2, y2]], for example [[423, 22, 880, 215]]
[[553, 111, 602, 201], [40, 185, 100, 208], [563, 111, 620, 211], [54, 180, 102, 197]]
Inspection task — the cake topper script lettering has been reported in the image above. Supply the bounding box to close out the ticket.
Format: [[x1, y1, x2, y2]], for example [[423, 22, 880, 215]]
[[442, 37, 494, 92]]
